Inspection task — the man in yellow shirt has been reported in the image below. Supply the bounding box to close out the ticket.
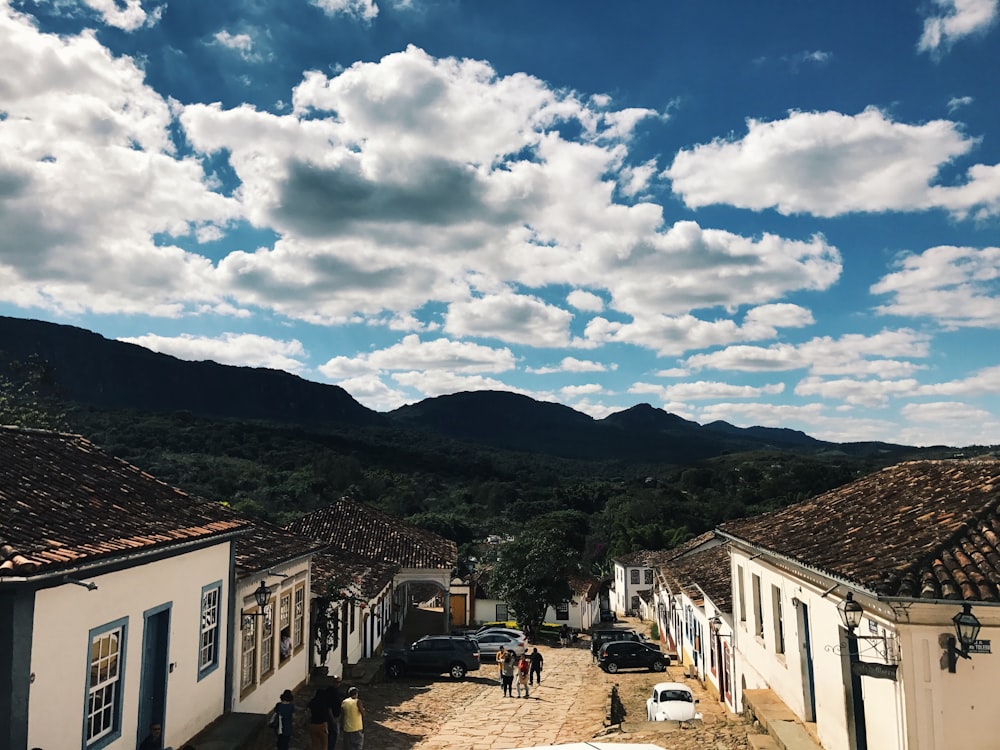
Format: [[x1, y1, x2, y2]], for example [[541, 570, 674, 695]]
[[340, 686, 365, 750]]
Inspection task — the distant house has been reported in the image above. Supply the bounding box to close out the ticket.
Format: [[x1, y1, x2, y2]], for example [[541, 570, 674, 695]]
[[611, 550, 657, 616], [0, 426, 250, 750], [465, 571, 601, 631], [310, 547, 398, 670], [652, 540, 734, 711], [231, 520, 325, 714], [719, 459, 1000, 750], [286, 498, 457, 636]]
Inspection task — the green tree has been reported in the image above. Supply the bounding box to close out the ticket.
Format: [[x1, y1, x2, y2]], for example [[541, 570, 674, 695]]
[[0, 355, 65, 430], [485, 529, 579, 628]]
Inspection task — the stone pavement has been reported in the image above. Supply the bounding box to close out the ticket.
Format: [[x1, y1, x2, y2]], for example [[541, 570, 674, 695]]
[[330, 639, 757, 750]]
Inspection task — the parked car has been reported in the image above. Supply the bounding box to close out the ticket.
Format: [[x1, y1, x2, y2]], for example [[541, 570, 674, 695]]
[[476, 620, 520, 632], [475, 626, 527, 641], [646, 682, 702, 721], [597, 640, 668, 673], [590, 628, 643, 657], [383, 635, 481, 679], [473, 630, 528, 657]]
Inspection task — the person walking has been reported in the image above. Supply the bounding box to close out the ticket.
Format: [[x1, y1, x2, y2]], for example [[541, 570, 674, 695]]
[[500, 650, 516, 697], [340, 686, 365, 750], [326, 675, 345, 750], [307, 687, 332, 750], [528, 647, 543, 685], [516, 653, 530, 698], [495, 645, 506, 686], [274, 689, 296, 750]]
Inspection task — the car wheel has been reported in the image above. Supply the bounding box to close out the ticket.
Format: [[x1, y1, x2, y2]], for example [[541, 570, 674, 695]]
[[651, 659, 666, 672], [386, 661, 405, 678], [450, 663, 468, 679], [605, 661, 619, 673]]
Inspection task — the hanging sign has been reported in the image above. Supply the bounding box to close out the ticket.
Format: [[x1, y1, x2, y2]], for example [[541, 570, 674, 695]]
[[851, 661, 898, 681]]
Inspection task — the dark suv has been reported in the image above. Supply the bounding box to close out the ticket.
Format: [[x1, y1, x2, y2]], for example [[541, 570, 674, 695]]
[[598, 640, 669, 673], [590, 629, 643, 658], [383, 635, 481, 679]]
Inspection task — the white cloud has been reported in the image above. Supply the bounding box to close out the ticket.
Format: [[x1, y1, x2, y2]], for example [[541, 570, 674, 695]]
[[561, 383, 604, 397], [311, 0, 379, 21], [119, 332, 308, 371], [684, 329, 930, 378], [898, 401, 1000, 446], [318, 334, 516, 379], [872, 245, 1000, 327], [918, 0, 998, 54], [444, 292, 574, 347], [665, 107, 1000, 218], [629, 380, 785, 402], [0, 7, 238, 316], [529, 357, 613, 374], [948, 95, 974, 112], [81, 0, 150, 31], [214, 30, 254, 59], [567, 289, 605, 312]]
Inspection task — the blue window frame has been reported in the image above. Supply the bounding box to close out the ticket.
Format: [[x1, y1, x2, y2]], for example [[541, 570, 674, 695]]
[[84, 617, 128, 750], [199, 581, 223, 679]]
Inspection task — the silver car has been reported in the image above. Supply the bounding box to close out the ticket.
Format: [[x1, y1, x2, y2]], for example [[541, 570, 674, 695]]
[[473, 630, 528, 657]]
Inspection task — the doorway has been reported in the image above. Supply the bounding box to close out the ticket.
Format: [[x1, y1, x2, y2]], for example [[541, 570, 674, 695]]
[[137, 604, 171, 747]]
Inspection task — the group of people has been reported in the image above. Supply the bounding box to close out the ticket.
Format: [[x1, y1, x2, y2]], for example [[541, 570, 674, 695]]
[[272, 676, 366, 750], [496, 646, 544, 698]]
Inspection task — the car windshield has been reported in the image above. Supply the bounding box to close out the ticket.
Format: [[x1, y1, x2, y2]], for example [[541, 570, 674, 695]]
[[659, 690, 692, 702]]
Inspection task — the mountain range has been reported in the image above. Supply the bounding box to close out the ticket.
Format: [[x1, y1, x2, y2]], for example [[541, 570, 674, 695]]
[[0, 315, 918, 464]]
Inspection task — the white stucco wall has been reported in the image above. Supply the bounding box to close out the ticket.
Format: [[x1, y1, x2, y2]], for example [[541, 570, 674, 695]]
[[730, 547, 908, 750], [612, 561, 653, 615], [233, 564, 311, 715], [28, 541, 232, 750]]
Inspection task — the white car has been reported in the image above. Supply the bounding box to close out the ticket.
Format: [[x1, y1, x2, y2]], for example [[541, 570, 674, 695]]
[[473, 630, 528, 657], [646, 682, 702, 722]]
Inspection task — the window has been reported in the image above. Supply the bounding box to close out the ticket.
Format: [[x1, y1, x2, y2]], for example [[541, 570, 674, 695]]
[[199, 582, 221, 679], [555, 602, 569, 620], [630, 569, 640, 584], [772, 585, 785, 655], [293, 585, 305, 651], [644, 569, 653, 585], [737, 566, 746, 623], [260, 602, 275, 677], [279, 591, 291, 662], [86, 618, 127, 748], [240, 614, 257, 694], [752, 574, 764, 639], [496, 603, 509, 621]]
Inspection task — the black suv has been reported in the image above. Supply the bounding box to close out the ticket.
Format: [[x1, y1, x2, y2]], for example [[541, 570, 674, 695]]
[[590, 629, 643, 658], [597, 640, 669, 673], [383, 635, 481, 679]]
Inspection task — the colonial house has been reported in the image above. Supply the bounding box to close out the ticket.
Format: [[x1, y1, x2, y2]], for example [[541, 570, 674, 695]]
[[719, 459, 1000, 750], [232, 520, 325, 714], [0, 426, 250, 750], [611, 549, 657, 616], [310, 547, 398, 671], [653, 541, 735, 712], [463, 571, 602, 631], [286, 498, 457, 635]]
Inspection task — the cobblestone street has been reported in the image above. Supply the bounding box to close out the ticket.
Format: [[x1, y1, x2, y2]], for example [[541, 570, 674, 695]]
[[330, 639, 755, 750]]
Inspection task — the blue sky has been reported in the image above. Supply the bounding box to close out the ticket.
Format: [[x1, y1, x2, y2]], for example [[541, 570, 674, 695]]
[[2, 0, 999, 447]]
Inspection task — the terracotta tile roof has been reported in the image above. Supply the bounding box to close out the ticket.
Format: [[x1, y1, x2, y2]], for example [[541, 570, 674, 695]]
[[310, 547, 399, 600], [568, 573, 601, 600], [285, 497, 457, 570], [719, 459, 1000, 602], [0, 426, 249, 578], [615, 532, 719, 569], [234, 519, 327, 578], [657, 543, 732, 613]]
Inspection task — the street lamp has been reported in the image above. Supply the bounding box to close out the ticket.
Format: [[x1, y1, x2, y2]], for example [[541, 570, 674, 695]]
[[945, 602, 982, 673], [241, 580, 272, 629], [837, 592, 868, 750]]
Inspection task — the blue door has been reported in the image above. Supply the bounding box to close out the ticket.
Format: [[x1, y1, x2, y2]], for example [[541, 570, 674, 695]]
[[798, 602, 816, 721], [137, 604, 171, 748]]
